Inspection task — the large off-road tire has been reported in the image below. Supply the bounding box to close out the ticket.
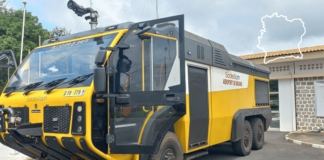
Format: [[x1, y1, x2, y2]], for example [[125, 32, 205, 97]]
[[149, 132, 183, 160], [250, 118, 264, 150], [231, 120, 252, 156]]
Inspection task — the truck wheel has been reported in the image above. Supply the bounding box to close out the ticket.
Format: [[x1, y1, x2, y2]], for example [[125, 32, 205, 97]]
[[250, 118, 264, 150], [231, 120, 252, 156], [149, 132, 183, 160]]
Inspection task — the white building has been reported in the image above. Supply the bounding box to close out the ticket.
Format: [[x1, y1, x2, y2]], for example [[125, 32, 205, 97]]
[[241, 45, 324, 132]]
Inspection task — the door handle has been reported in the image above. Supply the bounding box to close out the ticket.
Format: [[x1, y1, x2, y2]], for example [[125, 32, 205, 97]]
[[163, 93, 180, 102], [116, 94, 130, 104]]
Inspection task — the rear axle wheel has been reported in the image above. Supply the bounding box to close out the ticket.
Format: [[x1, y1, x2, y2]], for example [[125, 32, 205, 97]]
[[250, 118, 264, 150], [231, 120, 252, 156]]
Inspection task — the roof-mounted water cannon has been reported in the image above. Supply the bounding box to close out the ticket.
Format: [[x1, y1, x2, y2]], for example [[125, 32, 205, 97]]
[[67, 0, 99, 30]]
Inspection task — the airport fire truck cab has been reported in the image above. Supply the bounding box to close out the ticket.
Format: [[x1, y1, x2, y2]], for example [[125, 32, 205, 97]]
[[0, 1, 271, 160]]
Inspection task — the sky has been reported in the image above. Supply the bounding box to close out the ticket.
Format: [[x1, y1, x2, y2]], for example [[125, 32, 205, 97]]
[[4, 0, 324, 56]]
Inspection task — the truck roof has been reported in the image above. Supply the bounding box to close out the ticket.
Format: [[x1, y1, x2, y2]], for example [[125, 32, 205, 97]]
[[43, 21, 269, 78]]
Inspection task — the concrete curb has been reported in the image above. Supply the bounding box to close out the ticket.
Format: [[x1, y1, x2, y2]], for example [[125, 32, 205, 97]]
[[285, 132, 324, 149]]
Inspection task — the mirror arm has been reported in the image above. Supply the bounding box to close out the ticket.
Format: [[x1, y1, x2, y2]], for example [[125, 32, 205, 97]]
[[100, 46, 118, 51], [116, 43, 130, 49], [135, 26, 152, 35]]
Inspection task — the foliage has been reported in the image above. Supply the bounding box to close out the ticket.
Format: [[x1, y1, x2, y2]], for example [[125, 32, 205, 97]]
[[0, 7, 50, 93], [50, 26, 71, 38]]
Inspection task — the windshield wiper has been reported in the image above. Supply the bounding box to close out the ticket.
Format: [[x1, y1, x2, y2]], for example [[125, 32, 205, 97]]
[[23, 81, 44, 96], [42, 78, 67, 94], [45, 73, 93, 94], [67, 73, 94, 88], [45, 78, 67, 88], [5, 81, 44, 97], [5, 87, 17, 97], [4, 73, 23, 97]]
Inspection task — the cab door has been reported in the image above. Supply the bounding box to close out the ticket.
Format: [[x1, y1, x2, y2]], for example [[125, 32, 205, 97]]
[[187, 65, 209, 149], [107, 15, 186, 154]]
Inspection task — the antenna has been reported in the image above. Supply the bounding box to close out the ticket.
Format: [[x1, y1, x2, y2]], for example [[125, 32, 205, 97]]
[[90, 0, 92, 8]]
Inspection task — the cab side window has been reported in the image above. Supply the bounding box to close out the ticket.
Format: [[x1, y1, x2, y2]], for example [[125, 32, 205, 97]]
[[151, 37, 177, 91], [112, 35, 178, 93]]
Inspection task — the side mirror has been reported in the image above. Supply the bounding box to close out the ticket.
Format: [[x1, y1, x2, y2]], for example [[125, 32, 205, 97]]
[[94, 67, 106, 93], [117, 56, 132, 73], [0, 50, 17, 69], [94, 50, 107, 93], [94, 50, 107, 66]]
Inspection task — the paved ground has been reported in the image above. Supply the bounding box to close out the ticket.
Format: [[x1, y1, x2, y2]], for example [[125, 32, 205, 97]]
[[196, 131, 324, 160], [0, 143, 31, 160], [288, 132, 324, 145], [0, 131, 323, 160], [270, 119, 280, 128]]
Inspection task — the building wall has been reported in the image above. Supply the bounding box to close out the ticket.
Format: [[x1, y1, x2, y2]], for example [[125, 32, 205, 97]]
[[295, 77, 324, 131]]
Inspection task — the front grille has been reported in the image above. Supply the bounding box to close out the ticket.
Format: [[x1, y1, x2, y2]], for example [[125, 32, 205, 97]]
[[44, 106, 71, 133], [13, 107, 29, 124]]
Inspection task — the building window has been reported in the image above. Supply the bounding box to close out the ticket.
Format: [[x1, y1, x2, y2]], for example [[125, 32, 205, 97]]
[[270, 80, 280, 129]]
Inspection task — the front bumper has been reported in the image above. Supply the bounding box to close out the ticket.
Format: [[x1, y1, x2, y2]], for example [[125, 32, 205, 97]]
[[0, 102, 106, 160], [0, 123, 74, 160], [0, 123, 104, 160]]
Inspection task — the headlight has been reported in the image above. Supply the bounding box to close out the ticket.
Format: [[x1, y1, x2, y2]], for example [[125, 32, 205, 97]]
[[77, 106, 82, 112], [77, 116, 82, 122], [77, 126, 82, 132], [72, 102, 85, 135]]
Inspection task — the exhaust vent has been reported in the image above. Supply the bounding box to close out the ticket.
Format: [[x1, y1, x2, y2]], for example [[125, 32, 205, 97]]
[[214, 50, 225, 66]]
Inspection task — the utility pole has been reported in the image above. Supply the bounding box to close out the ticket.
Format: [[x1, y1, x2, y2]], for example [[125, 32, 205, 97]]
[[20, 2, 27, 64], [39, 35, 41, 46], [156, 0, 159, 18]]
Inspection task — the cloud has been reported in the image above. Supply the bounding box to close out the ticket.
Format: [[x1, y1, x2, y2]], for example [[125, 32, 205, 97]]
[[6, 0, 324, 56]]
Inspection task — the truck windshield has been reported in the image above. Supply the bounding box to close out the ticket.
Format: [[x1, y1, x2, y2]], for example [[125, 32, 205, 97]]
[[4, 33, 117, 93]]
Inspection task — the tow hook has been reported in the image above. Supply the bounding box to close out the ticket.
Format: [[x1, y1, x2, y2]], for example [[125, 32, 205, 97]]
[[0, 107, 42, 144], [0, 107, 16, 128]]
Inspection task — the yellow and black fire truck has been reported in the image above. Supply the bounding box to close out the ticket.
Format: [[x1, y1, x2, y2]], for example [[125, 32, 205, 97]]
[[0, 1, 271, 159]]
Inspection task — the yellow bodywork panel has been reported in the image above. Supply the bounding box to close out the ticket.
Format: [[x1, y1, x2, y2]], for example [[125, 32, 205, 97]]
[[174, 75, 269, 153]]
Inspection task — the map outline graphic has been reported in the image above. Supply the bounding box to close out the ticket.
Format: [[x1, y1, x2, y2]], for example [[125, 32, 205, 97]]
[[257, 12, 306, 64]]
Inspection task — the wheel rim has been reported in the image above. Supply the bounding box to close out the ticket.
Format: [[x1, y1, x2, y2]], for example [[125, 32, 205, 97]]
[[244, 128, 250, 147], [161, 148, 176, 160], [257, 125, 262, 142]]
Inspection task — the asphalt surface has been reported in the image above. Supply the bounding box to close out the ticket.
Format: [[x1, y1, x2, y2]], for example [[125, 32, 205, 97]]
[[196, 131, 324, 160], [1, 131, 323, 160]]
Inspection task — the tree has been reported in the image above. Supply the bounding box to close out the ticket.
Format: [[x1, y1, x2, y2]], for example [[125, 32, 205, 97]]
[[50, 26, 71, 38], [0, 7, 50, 93]]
